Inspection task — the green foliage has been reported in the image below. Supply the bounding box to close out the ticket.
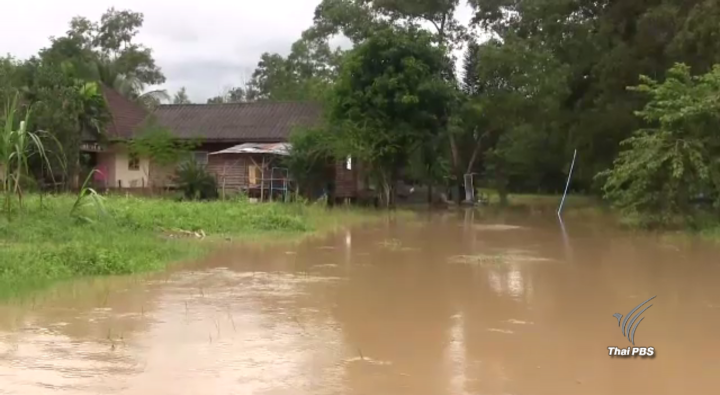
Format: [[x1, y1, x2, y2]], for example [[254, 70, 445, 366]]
[[38, 8, 168, 110], [128, 119, 199, 167], [173, 87, 191, 104], [206, 87, 248, 104], [307, 0, 388, 44], [60, 8, 166, 86], [0, 194, 379, 295], [329, 26, 456, 206], [242, 37, 341, 102], [0, 7, 163, 191], [18, 62, 109, 184], [285, 126, 338, 197], [70, 169, 106, 223], [174, 160, 219, 201], [1, 94, 64, 213], [466, 0, 720, 192], [598, 63, 720, 227]]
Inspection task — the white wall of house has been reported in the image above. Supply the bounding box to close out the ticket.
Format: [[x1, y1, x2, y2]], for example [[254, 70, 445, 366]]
[[113, 147, 150, 188], [95, 152, 115, 187]]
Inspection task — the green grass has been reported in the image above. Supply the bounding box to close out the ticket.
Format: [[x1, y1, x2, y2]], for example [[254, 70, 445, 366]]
[[700, 226, 720, 242], [477, 189, 600, 209], [0, 194, 383, 296], [477, 190, 720, 241]]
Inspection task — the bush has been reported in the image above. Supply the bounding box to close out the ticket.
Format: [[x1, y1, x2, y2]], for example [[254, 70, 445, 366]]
[[597, 64, 720, 228], [174, 160, 219, 200]]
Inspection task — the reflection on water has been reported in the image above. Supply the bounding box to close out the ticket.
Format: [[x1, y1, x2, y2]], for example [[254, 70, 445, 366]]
[[1, 210, 720, 394], [445, 312, 470, 395]]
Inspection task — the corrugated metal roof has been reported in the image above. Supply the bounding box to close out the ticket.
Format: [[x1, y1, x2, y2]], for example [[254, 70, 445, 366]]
[[91, 85, 150, 140], [209, 142, 291, 156], [152, 102, 322, 141]]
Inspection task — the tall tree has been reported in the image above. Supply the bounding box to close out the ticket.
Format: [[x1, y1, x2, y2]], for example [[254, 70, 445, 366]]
[[173, 87, 191, 104], [206, 86, 251, 104], [330, 26, 456, 207], [245, 36, 342, 102], [468, 0, 720, 191], [42, 7, 168, 109]]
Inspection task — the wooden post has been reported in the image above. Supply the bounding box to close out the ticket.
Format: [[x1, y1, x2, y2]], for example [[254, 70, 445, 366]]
[[260, 156, 266, 202], [220, 162, 228, 201]]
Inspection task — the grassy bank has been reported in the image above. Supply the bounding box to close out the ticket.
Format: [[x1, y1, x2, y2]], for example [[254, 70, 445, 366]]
[[0, 194, 380, 295], [477, 189, 605, 215], [478, 190, 720, 240]]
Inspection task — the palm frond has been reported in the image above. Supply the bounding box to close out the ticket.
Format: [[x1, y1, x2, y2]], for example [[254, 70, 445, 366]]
[[138, 89, 170, 110]]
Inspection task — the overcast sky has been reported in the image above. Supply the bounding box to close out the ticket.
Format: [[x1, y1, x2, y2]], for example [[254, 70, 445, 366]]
[[4, 0, 475, 102]]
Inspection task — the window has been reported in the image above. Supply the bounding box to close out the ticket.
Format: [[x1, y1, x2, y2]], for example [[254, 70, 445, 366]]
[[345, 156, 352, 171], [248, 164, 260, 186], [193, 151, 209, 165], [128, 153, 140, 171]]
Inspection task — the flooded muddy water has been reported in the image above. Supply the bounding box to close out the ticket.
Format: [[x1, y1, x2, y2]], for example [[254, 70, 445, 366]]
[[1, 210, 719, 394]]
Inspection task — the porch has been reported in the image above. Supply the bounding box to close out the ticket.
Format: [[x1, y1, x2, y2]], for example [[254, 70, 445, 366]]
[[207, 143, 293, 201]]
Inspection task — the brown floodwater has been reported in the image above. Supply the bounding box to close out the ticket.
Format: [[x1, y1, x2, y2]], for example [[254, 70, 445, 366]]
[[1, 209, 719, 394]]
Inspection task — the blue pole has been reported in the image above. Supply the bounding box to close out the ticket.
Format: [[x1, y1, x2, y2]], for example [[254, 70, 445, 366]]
[[557, 149, 578, 218]]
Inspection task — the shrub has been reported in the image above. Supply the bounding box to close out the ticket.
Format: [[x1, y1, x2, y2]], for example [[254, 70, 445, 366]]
[[174, 160, 218, 200]]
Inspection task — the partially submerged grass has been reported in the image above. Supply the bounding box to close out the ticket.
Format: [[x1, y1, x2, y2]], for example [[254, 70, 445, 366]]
[[477, 189, 601, 210], [698, 225, 720, 243], [0, 194, 383, 297], [474, 190, 612, 222], [448, 251, 553, 266]]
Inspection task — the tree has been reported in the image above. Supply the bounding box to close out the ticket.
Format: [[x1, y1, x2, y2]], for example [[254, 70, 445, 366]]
[[462, 40, 481, 96], [306, 0, 387, 44], [245, 36, 341, 102], [467, 0, 720, 192], [42, 7, 168, 109], [284, 126, 338, 198], [19, 60, 110, 187], [329, 26, 456, 207], [307, 0, 466, 46], [0, 56, 24, 104], [173, 87, 191, 104], [206, 95, 226, 104], [127, 119, 200, 188], [597, 63, 720, 228], [206, 86, 252, 104]]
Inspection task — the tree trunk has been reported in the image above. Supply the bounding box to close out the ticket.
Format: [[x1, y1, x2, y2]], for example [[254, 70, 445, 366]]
[[378, 172, 396, 209], [463, 130, 485, 204], [448, 133, 460, 175], [453, 172, 464, 205], [447, 133, 467, 205]]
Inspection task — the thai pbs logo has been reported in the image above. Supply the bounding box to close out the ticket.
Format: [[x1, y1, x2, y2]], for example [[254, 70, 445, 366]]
[[608, 296, 656, 357]]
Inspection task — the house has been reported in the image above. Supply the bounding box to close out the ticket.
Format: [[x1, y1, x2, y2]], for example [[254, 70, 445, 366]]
[[83, 86, 363, 200], [80, 86, 152, 189]]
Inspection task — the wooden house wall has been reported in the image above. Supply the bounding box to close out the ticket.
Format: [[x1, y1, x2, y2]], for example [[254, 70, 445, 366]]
[[207, 154, 250, 194], [206, 154, 286, 195], [335, 158, 360, 198]]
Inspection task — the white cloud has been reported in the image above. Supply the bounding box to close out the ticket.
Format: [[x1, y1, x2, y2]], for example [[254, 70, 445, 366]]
[[2, 0, 478, 102]]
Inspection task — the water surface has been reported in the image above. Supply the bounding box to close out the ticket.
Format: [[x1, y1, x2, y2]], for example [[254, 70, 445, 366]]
[[1, 210, 719, 394]]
